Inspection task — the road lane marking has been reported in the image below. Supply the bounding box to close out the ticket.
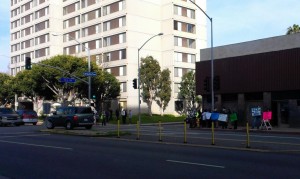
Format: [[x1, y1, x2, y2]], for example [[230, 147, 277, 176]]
[[0, 134, 51, 138], [0, 140, 73, 150], [166, 160, 225, 168]]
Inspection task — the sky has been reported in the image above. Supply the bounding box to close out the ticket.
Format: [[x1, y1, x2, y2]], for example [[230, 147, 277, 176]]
[[0, 0, 299, 73]]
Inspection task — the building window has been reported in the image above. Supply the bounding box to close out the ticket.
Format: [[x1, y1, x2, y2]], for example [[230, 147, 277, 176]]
[[120, 82, 127, 92], [174, 52, 183, 62], [104, 37, 111, 47], [103, 21, 110, 31], [174, 67, 182, 77], [119, 66, 126, 76], [119, 33, 126, 43], [174, 37, 182, 47], [119, 49, 126, 59]]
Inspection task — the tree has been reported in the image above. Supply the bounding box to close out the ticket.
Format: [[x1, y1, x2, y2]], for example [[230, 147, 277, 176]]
[[156, 69, 171, 116], [140, 56, 161, 116], [13, 55, 120, 108], [0, 73, 14, 106], [92, 69, 120, 112], [179, 71, 196, 112], [286, 24, 300, 35]]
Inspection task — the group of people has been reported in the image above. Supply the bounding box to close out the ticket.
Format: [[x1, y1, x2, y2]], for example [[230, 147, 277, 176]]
[[189, 107, 238, 129], [98, 108, 132, 126]]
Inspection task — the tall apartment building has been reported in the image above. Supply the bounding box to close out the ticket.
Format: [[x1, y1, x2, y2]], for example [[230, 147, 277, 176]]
[[9, 0, 207, 115]]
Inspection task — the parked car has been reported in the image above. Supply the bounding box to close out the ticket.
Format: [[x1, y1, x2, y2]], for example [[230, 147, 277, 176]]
[[0, 107, 23, 126], [16, 109, 38, 125], [45, 106, 94, 130]]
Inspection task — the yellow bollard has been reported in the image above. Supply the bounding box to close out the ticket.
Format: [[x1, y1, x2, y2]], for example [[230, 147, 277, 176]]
[[246, 122, 251, 148], [158, 120, 162, 142], [184, 120, 187, 143], [211, 121, 215, 145], [136, 121, 140, 140], [117, 120, 120, 138], [197, 118, 200, 128]]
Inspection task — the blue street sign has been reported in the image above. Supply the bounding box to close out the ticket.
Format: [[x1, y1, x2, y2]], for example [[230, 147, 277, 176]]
[[84, 72, 97, 76], [60, 77, 76, 83]]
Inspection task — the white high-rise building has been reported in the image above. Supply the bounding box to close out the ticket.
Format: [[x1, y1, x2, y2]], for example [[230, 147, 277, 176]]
[[10, 0, 207, 115]]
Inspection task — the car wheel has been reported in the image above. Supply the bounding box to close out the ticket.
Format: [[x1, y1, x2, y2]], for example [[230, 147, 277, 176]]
[[65, 121, 73, 130], [33, 122, 37, 125], [46, 120, 54, 129], [85, 125, 92, 129]]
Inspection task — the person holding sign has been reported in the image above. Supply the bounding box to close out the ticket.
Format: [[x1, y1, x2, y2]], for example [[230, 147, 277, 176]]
[[251, 106, 261, 129]]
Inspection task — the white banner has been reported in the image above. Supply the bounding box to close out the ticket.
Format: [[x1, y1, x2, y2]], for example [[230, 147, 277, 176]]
[[218, 114, 228, 122]]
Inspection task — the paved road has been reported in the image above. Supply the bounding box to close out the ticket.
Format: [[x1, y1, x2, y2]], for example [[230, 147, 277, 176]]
[[0, 124, 300, 178], [96, 123, 300, 152]]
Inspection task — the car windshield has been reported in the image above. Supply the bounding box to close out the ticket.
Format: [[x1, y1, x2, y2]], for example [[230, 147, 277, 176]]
[[0, 108, 17, 114]]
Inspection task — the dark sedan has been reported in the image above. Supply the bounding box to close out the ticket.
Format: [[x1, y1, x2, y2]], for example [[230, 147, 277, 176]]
[[45, 106, 94, 130], [0, 107, 23, 126]]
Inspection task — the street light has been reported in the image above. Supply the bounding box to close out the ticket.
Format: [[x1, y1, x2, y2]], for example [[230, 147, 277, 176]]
[[189, 0, 214, 110], [52, 33, 91, 105], [138, 32, 163, 124]]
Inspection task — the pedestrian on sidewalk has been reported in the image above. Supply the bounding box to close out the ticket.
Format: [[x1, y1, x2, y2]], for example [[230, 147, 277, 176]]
[[101, 111, 106, 126]]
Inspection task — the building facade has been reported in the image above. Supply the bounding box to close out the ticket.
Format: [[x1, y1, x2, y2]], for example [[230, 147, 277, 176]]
[[196, 33, 300, 128], [10, 0, 207, 115]]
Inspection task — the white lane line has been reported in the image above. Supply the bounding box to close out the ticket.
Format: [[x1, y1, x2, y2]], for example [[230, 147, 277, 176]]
[[166, 160, 225, 168], [0, 140, 73, 150], [0, 134, 51, 138]]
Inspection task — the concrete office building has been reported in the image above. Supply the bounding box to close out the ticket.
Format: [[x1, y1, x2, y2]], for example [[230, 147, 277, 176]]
[[10, 0, 207, 115], [197, 33, 300, 128]]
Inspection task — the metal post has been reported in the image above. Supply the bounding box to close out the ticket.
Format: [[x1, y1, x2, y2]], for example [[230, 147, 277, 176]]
[[52, 33, 91, 106], [188, 0, 214, 110], [184, 120, 187, 143], [87, 48, 91, 105], [211, 121, 215, 145], [158, 120, 162, 142], [138, 49, 141, 124], [246, 122, 250, 148]]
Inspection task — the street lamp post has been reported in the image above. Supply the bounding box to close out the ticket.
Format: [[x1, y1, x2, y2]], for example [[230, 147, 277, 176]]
[[137, 33, 163, 124], [189, 0, 214, 111], [52, 33, 91, 105]]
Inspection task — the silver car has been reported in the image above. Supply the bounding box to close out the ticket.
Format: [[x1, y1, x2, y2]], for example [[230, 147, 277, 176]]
[[0, 107, 23, 126]]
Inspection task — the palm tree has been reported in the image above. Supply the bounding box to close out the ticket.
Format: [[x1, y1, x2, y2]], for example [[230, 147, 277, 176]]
[[286, 24, 300, 35]]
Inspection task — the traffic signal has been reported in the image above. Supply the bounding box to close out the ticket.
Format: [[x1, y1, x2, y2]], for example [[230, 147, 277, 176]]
[[133, 78, 137, 89], [203, 77, 210, 92], [213, 76, 220, 90], [25, 57, 31, 70]]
